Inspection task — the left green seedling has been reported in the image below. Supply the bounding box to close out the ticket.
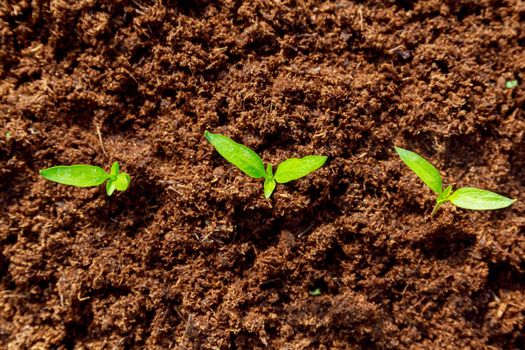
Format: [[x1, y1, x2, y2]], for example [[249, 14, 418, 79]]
[[39, 162, 130, 196]]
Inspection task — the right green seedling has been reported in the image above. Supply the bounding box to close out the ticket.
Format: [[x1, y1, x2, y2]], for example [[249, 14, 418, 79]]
[[394, 146, 516, 216]]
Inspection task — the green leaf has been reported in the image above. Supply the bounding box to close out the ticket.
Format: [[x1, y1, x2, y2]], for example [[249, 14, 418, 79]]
[[40, 165, 110, 187], [505, 80, 518, 89], [438, 185, 453, 202], [106, 179, 117, 196], [114, 173, 131, 191], [394, 146, 443, 195], [106, 173, 130, 196], [448, 187, 516, 210], [274, 155, 327, 184], [265, 164, 273, 180], [110, 162, 120, 178], [442, 185, 453, 198], [309, 288, 322, 296], [264, 178, 276, 198], [205, 131, 266, 179]]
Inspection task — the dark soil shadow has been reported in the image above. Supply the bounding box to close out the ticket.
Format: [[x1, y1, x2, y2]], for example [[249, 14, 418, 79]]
[[89, 176, 162, 236], [509, 139, 525, 187], [487, 261, 525, 292], [444, 133, 486, 169], [401, 131, 439, 159], [414, 225, 476, 263]]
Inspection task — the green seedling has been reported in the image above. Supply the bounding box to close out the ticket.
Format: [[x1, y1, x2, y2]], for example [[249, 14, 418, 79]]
[[5, 131, 11, 140], [505, 80, 518, 89], [394, 146, 516, 216], [309, 288, 322, 296], [40, 162, 130, 196], [204, 131, 327, 198]]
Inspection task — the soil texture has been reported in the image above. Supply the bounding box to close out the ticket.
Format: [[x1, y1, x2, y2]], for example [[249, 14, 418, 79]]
[[1, 0, 524, 349]]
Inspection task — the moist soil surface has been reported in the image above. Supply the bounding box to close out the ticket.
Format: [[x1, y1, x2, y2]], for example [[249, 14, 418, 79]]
[[1, 1, 524, 349]]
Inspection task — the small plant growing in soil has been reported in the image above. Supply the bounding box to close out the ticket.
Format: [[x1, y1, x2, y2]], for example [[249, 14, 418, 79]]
[[40, 162, 130, 196], [394, 146, 516, 216], [205, 131, 327, 198], [505, 79, 518, 89], [309, 288, 322, 296]]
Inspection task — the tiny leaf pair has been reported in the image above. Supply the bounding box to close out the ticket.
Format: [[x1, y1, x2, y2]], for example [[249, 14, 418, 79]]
[[205, 131, 327, 198], [40, 162, 131, 196], [395, 146, 516, 216]]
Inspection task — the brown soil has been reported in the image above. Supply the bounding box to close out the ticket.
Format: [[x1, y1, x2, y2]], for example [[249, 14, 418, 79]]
[[1, 0, 524, 349]]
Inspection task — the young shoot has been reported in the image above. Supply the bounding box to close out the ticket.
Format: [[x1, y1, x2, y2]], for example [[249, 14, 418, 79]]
[[309, 288, 322, 296], [394, 146, 516, 216], [40, 162, 130, 196], [205, 131, 327, 198], [505, 80, 518, 89]]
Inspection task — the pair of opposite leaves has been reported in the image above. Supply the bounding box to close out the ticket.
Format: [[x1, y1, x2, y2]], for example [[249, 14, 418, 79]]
[[40, 162, 130, 196], [204, 131, 327, 198], [394, 146, 516, 214]]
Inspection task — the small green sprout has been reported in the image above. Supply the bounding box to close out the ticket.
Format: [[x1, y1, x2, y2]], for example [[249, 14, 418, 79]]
[[505, 80, 518, 89], [394, 146, 516, 216], [39, 162, 130, 196], [204, 131, 327, 198], [5, 131, 11, 140], [309, 288, 322, 296]]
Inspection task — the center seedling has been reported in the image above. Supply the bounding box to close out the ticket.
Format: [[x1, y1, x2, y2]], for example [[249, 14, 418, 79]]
[[395, 146, 516, 216], [205, 131, 327, 198], [40, 162, 130, 196]]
